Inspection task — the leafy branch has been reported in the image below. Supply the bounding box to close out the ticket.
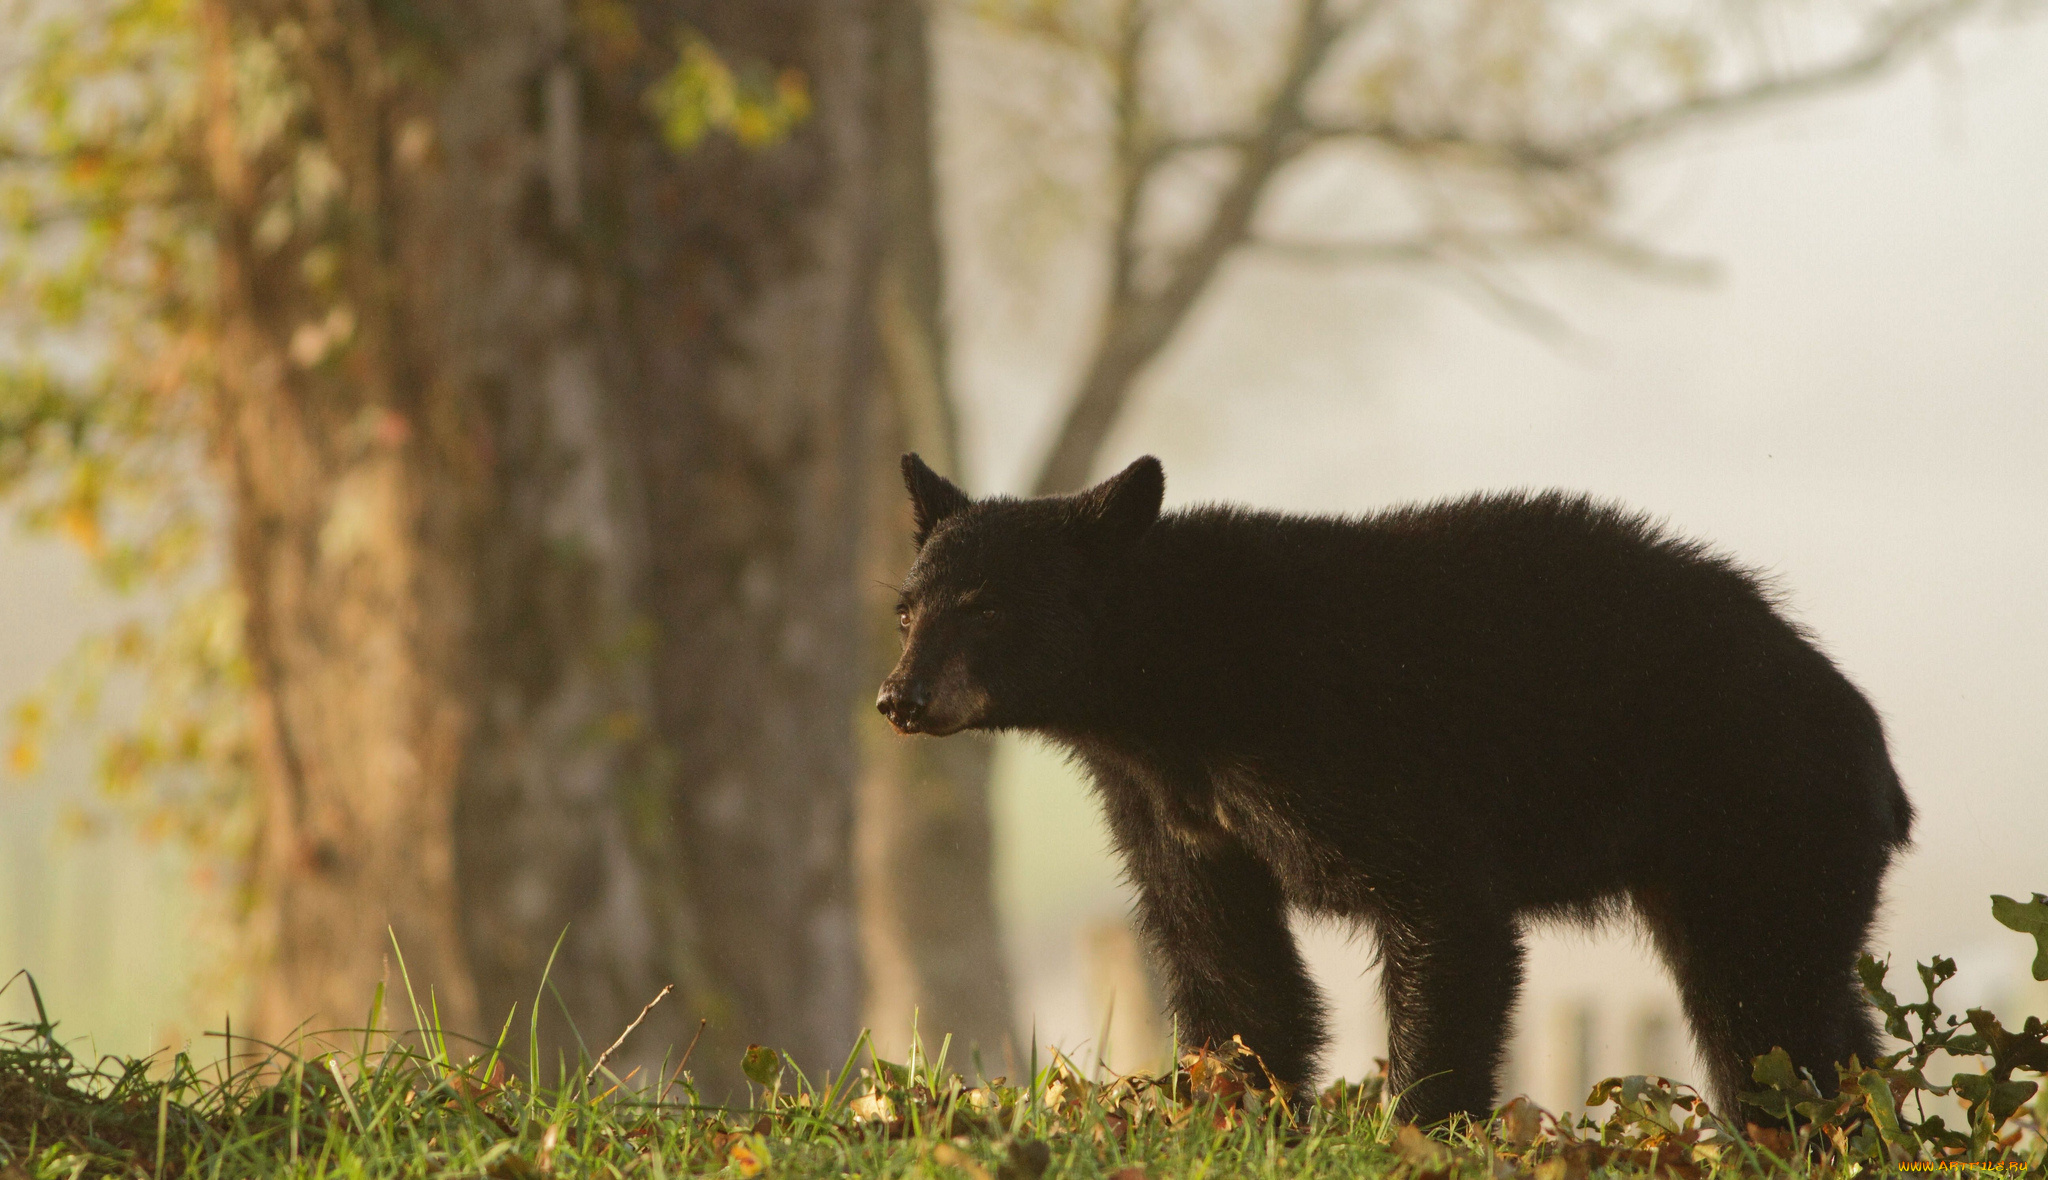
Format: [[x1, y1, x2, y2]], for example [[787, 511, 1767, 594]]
[[1734, 894, 2048, 1163]]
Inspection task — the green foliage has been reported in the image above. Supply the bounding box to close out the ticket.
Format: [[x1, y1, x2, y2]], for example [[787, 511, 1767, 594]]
[[10, 591, 252, 855], [4, 893, 2047, 1177], [0, 0, 211, 575], [740, 1043, 783, 1088], [0, 0, 254, 910], [1730, 895, 2048, 1165], [644, 29, 812, 153], [0, 0, 821, 886], [1993, 894, 2048, 982]]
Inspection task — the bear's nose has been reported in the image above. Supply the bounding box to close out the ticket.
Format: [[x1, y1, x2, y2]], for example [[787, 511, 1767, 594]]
[[876, 680, 930, 730]]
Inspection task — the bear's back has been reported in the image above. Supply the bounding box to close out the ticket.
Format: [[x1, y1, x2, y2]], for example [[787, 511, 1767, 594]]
[[1104, 490, 1860, 772], [1128, 489, 1783, 650]]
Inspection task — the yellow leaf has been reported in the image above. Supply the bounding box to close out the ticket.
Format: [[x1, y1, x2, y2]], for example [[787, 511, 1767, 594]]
[[930, 1142, 993, 1180], [60, 502, 101, 551], [849, 1091, 896, 1124], [727, 1135, 769, 1177]]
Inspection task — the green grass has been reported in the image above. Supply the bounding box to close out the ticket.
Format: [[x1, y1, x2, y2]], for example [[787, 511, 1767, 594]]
[[0, 1010, 2033, 1180], [0, 991, 1415, 1180], [2, 895, 2046, 1178]]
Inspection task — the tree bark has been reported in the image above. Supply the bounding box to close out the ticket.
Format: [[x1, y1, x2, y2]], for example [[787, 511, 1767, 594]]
[[856, 0, 1016, 1072], [586, 0, 879, 1089], [204, 0, 486, 1043], [434, 6, 676, 1081], [208, 0, 886, 1090]]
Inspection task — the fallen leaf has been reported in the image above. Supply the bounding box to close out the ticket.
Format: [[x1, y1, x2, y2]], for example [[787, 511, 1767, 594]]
[[1395, 1124, 1453, 1169], [1746, 1122, 1796, 1159], [727, 1134, 770, 1177], [931, 1141, 994, 1180], [1497, 1095, 1541, 1148], [997, 1137, 1050, 1180]]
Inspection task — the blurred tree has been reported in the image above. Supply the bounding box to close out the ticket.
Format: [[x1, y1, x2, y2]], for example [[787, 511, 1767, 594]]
[[439, 0, 878, 1088], [1, 0, 886, 1088], [857, 0, 1017, 1068], [952, 0, 1994, 493]]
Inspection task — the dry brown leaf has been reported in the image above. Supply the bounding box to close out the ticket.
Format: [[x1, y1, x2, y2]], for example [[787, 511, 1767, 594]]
[[931, 1141, 995, 1180], [1498, 1095, 1542, 1148]]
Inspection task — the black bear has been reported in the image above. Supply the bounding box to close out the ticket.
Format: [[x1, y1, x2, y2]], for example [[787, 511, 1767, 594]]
[[877, 453, 1912, 1127]]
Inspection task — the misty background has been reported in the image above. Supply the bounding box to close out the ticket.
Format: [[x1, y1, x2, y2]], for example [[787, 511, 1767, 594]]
[[1, 0, 2044, 1115]]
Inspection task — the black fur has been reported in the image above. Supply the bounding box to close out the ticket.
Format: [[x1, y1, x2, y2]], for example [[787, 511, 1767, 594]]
[[878, 454, 1913, 1127]]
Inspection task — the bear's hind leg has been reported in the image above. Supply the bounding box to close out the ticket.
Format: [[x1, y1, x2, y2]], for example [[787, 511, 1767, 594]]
[[1376, 909, 1525, 1127], [1636, 882, 1883, 1125]]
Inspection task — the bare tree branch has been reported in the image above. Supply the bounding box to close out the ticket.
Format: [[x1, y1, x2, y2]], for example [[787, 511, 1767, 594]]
[[1105, 0, 1154, 307], [1299, 0, 1985, 171], [1298, 118, 1576, 171], [1248, 225, 1712, 339], [1244, 233, 1441, 266], [1257, 228, 1586, 343], [1566, 232, 1718, 283], [1010, 0, 1990, 498], [1034, 0, 1369, 494], [1436, 255, 1584, 343], [1257, 225, 1714, 276], [1568, 0, 1984, 159]]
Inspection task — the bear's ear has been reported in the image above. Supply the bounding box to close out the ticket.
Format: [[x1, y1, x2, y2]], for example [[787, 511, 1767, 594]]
[[903, 453, 971, 548], [1073, 455, 1164, 552]]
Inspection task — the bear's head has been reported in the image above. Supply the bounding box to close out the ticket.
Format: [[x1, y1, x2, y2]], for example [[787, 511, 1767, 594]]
[[875, 453, 1164, 735]]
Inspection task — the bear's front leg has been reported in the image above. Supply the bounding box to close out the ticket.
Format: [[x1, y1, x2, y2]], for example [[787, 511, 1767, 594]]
[[1375, 908, 1525, 1126], [1122, 833, 1329, 1090]]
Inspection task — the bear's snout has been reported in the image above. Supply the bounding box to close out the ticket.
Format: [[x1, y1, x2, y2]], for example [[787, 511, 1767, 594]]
[[876, 678, 931, 732]]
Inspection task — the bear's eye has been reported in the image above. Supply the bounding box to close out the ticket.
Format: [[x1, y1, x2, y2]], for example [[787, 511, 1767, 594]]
[[980, 607, 999, 622]]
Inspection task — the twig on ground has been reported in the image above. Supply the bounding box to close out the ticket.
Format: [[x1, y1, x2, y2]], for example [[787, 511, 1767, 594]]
[[585, 984, 674, 1086], [658, 1017, 710, 1105]]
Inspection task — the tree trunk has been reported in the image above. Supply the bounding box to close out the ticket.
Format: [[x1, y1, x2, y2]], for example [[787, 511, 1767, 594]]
[[435, 7, 676, 1081], [857, 0, 1016, 1071], [584, 0, 880, 1089], [210, 0, 886, 1090], [204, 0, 485, 1043]]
